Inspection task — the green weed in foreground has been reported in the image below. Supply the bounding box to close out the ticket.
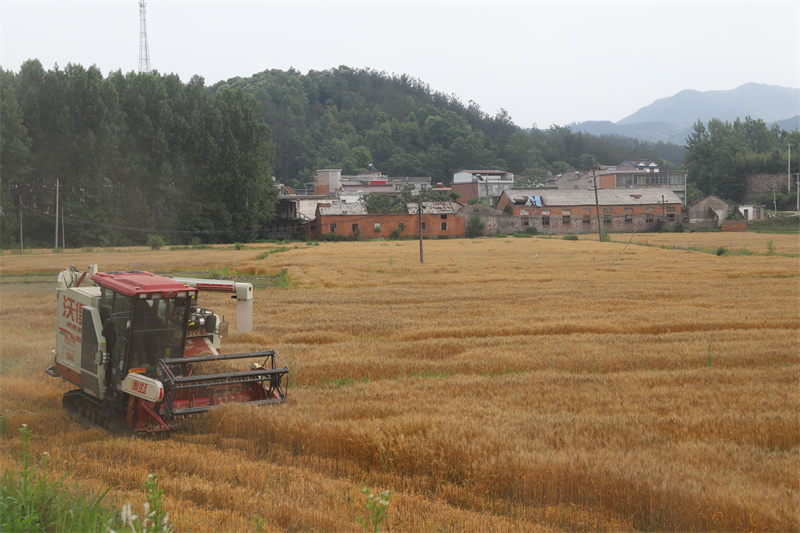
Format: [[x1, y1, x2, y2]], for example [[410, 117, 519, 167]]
[[0, 425, 116, 532], [357, 486, 391, 533], [0, 425, 173, 533], [118, 474, 173, 533]]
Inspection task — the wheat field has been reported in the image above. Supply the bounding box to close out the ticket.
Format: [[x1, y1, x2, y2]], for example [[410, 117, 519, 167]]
[[1, 233, 798, 532]]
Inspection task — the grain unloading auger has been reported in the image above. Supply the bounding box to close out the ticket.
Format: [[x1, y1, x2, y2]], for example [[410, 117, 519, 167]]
[[46, 265, 288, 434]]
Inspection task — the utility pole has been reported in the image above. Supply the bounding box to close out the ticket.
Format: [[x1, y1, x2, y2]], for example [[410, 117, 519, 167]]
[[788, 144, 792, 193], [18, 195, 23, 255], [592, 158, 602, 241], [139, 0, 151, 74], [418, 199, 424, 263], [54, 178, 59, 249], [796, 173, 799, 214]]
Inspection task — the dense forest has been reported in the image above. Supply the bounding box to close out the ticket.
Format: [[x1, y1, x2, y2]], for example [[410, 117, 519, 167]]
[[209, 66, 686, 191], [683, 117, 799, 205], [1, 62, 796, 248], [1, 60, 276, 248]]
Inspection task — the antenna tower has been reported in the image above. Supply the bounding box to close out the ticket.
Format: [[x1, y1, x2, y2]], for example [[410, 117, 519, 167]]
[[138, 0, 151, 74]]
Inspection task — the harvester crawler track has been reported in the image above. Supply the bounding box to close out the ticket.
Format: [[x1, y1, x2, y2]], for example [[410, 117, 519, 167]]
[[62, 390, 132, 435]]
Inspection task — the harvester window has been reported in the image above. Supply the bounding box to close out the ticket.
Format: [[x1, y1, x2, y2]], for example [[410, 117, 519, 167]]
[[106, 293, 134, 375], [129, 297, 190, 374]]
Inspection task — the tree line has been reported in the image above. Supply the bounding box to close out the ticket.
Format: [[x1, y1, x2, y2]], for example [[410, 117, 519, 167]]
[[683, 117, 798, 204], [1, 60, 277, 248], [7, 62, 743, 249]]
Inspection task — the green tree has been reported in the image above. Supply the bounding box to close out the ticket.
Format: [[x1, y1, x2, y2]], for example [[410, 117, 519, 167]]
[[0, 70, 32, 248], [205, 87, 277, 241], [466, 213, 486, 237]]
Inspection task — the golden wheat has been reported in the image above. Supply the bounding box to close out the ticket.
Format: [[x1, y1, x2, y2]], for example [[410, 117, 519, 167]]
[[1, 235, 798, 531]]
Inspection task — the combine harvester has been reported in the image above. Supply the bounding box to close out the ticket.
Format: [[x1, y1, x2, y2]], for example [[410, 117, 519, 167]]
[[46, 265, 288, 434]]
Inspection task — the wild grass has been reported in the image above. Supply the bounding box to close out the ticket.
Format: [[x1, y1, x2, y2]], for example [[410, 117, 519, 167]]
[[1, 235, 798, 531]]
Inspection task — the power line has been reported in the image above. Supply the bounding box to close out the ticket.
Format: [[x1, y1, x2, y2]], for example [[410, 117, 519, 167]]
[[20, 203, 270, 236]]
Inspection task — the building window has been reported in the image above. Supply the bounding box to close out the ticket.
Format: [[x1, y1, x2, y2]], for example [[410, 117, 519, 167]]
[[562, 209, 571, 215], [374, 223, 381, 232], [646, 215, 654, 224], [667, 206, 676, 213], [667, 213, 675, 222], [583, 215, 591, 225], [352, 223, 359, 233], [624, 215, 633, 224], [522, 217, 530, 227], [441, 222, 447, 230], [542, 209, 550, 216], [563, 216, 570, 227], [421, 222, 426, 230], [330, 223, 337, 233], [542, 216, 550, 227], [603, 208, 611, 214], [603, 215, 611, 225], [440, 214, 448, 220]]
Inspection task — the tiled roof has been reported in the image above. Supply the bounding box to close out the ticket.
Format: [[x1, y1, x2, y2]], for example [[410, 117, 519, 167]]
[[318, 203, 368, 216], [459, 170, 509, 174], [505, 188, 681, 207], [340, 184, 395, 194], [406, 201, 462, 214]]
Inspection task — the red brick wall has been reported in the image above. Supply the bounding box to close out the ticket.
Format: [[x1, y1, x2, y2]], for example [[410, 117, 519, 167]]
[[598, 174, 616, 189], [314, 212, 466, 239], [721, 221, 747, 232], [450, 182, 479, 203]]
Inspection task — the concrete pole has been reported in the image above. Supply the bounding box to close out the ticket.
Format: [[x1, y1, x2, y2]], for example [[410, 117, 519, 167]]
[[418, 200, 424, 263], [18, 195, 23, 255], [592, 159, 602, 242], [54, 178, 59, 249], [796, 174, 799, 214]]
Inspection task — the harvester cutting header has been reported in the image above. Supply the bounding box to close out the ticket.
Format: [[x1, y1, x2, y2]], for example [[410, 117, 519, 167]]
[[47, 265, 288, 434]]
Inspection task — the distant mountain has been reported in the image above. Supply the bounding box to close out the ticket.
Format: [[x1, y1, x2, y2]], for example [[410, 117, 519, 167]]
[[571, 83, 799, 144]]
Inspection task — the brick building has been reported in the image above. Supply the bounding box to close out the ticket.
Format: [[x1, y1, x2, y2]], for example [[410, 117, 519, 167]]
[[450, 170, 514, 205], [495, 188, 683, 234], [310, 201, 465, 239], [553, 160, 687, 203]]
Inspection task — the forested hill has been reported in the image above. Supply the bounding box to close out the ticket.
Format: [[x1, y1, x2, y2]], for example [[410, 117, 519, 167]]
[[210, 66, 685, 190]]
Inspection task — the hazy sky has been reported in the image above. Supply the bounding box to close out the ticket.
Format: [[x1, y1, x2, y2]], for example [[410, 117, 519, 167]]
[[2, 1, 798, 128]]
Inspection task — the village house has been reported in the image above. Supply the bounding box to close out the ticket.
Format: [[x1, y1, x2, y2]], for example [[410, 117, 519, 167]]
[[450, 170, 514, 205], [737, 204, 765, 221], [315, 168, 431, 197], [686, 194, 735, 227], [309, 201, 464, 239], [495, 188, 683, 234], [553, 160, 687, 203]]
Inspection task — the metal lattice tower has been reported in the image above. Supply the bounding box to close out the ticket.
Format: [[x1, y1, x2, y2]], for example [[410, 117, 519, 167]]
[[138, 0, 151, 74]]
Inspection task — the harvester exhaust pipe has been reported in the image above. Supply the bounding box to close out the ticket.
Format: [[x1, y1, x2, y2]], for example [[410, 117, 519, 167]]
[[171, 278, 254, 332]]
